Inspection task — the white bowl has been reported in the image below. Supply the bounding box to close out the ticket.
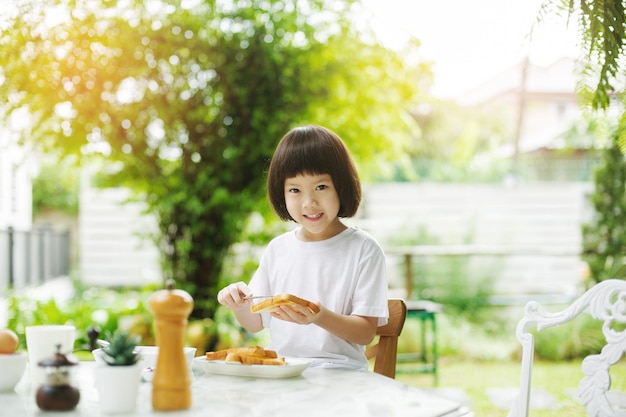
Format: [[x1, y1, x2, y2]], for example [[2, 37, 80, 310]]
[[0, 352, 27, 392], [93, 346, 197, 369], [134, 346, 196, 369]]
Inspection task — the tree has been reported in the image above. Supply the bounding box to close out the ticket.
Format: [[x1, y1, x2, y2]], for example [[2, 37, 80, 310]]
[[540, 1, 626, 283], [0, 0, 426, 318], [582, 125, 626, 283], [32, 156, 80, 217], [540, 1, 625, 141]]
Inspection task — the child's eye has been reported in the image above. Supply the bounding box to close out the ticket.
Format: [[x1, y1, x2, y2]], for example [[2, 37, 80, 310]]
[[288, 188, 300, 193], [316, 184, 328, 190]]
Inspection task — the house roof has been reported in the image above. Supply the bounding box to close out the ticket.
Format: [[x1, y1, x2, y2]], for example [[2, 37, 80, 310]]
[[456, 56, 579, 106]]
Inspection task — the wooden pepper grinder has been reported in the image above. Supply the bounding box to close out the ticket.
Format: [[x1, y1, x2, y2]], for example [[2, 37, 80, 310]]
[[148, 279, 194, 410]]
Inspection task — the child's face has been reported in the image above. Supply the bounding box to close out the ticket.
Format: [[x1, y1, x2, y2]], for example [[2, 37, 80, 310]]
[[284, 173, 344, 241]]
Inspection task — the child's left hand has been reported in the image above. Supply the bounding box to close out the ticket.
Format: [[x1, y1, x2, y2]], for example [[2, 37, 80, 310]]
[[271, 301, 321, 325]]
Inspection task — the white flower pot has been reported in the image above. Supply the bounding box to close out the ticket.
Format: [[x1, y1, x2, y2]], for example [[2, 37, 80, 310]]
[[94, 363, 142, 414]]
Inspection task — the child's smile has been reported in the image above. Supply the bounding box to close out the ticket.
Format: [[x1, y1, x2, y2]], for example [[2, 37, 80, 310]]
[[284, 173, 346, 241]]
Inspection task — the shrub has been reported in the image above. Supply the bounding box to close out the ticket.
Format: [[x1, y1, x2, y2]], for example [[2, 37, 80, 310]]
[[531, 313, 606, 361], [4, 278, 267, 355], [6, 282, 154, 351], [582, 128, 626, 284], [386, 225, 498, 321]]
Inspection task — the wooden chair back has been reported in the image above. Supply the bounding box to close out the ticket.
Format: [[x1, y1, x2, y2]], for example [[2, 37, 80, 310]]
[[365, 298, 407, 379], [508, 279, 626, 417]]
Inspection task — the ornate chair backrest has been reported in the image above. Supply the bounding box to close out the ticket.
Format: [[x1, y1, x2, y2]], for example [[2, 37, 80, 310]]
[[507, 279, 626, 417]]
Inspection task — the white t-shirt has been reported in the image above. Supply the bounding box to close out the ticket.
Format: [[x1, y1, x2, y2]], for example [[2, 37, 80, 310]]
[[248, 226, 388, 370]]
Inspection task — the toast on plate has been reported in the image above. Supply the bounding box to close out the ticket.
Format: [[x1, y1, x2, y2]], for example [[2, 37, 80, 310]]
[[225, 352, 286, 366], [205, 346, 285, 366]]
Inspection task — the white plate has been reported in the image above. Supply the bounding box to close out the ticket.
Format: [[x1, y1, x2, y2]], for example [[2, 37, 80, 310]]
[[193, 357, 311, 379]]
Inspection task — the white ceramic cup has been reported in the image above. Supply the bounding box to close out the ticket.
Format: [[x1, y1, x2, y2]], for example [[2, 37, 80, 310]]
[[25, 325, 76, 366]]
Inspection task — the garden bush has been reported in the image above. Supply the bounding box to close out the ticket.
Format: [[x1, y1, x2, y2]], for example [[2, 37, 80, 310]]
[[4, 278, 267, 355], [6, 281, 156, 352], [531, 313, 606, 361]]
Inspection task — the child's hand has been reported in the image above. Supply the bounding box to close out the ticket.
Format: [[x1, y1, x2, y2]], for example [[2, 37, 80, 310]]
[[271, 301, 321, 325], [217, 282, 253, 311]]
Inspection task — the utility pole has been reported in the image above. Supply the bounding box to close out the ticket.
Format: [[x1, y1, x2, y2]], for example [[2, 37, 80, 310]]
[[511, 56, 529, 181]]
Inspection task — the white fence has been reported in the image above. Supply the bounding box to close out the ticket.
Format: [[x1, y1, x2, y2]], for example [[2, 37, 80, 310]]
[[79, 181, 594, 297], [357, 182, 593, 299], [0, 226, 70, 290], [79, 175, 162, 287]]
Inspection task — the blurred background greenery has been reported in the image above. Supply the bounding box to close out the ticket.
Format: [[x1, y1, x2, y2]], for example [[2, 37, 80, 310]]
[[2, 0, 625, 349], [1, 4, 625, 413]]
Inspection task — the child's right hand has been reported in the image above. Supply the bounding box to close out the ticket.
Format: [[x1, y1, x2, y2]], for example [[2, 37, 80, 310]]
[[217, 281, 253, 311]]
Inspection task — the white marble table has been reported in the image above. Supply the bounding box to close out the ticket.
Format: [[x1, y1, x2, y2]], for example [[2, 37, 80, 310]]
[[2, 362, 473, 417]]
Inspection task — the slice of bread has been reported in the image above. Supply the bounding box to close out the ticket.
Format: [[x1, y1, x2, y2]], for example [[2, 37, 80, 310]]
[[225, 353, 286, 366], [205, 346, 267, 361], [249, 293, 320, 314], [218, 348, 286, 366], [240, 356, 285, 366]]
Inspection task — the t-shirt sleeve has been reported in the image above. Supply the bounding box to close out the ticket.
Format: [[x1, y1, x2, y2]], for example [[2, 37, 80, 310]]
[[350, 238, 389, 326]]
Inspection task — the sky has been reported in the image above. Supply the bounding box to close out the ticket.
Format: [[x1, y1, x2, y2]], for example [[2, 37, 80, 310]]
[[0, 0, 580, 100], [359, 0, 580, 98]]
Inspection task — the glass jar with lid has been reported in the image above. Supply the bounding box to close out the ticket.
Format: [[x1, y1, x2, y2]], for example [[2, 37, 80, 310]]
[[35, 344, 80, 411]]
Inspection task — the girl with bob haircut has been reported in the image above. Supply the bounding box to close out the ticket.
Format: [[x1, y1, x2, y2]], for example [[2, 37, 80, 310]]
[[218, 125, 388, 371], [267, 125, 361, 221]]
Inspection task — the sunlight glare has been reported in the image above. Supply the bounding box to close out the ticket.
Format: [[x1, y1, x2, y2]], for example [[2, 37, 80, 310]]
[[359, 0, 579, 98]]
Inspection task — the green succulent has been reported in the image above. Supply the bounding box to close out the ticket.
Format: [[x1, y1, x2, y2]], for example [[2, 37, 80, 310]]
[[101, 331, 141, 366]]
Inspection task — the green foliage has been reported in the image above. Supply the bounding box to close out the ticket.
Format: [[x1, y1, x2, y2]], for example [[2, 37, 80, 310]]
[[531, 313, 606, 361], [410, 255, 496, 319], [5, 278, 266, 354], [101, 331, 141, 366], [544, 0, 625, 111], [302, 37, 429, 180], [539, 1, 626, 149], [0, 0, 428, 319], [582, 127, 626, 283], [386, 98, 513, 182], [6, 283, 154, 352], [396, 306, 608, 363], [387, 225, 497, 320], [31, 157, 80, 217]]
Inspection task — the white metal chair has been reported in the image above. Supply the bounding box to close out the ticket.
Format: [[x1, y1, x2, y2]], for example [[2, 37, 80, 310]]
[[508, 279, 626, 417]]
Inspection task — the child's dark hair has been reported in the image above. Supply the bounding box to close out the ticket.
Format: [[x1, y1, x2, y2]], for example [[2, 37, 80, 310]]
[[267, 125, 361, 221]]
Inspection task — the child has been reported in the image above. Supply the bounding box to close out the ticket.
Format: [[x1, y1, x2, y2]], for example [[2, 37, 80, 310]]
[[217, 125, 388, 370]]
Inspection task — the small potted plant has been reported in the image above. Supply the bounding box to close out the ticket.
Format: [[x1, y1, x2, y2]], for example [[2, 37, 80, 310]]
[[99, 331, 141, 366], [93, 331, 143, 414]]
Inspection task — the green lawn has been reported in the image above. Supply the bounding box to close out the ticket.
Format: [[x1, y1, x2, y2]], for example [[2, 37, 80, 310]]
[[396, 358, 626, 417]]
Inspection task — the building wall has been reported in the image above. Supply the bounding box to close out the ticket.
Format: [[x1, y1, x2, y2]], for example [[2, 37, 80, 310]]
[[461, 57, 584, 159], [0, 143, 33, 231], [78, 174, 162, 287]]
